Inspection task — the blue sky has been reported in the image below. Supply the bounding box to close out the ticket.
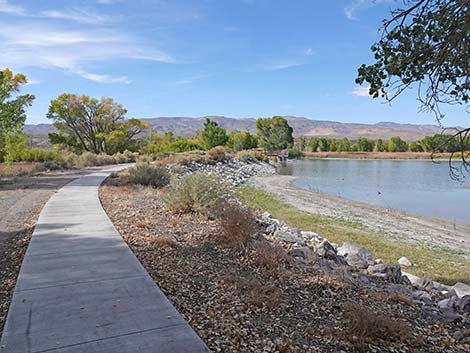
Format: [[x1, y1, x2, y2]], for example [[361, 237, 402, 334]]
[[0, 0, 467, 126]]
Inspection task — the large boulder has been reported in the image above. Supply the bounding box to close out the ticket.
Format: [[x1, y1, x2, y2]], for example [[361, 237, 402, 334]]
[[450, 282, 470, 299], [337, 242, 373, 269], [273, 226, 305, 244], [367, 264, 402, 283]]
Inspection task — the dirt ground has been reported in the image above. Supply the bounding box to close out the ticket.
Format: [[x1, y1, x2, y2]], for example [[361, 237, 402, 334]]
[[0, 171, 84, 333]]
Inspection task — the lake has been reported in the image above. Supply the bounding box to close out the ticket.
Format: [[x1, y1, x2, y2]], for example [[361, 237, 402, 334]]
[[278, 159, 470, 223]]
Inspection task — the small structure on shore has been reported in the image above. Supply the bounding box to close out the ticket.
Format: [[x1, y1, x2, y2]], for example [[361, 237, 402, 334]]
[[265, 149, 289, 167]]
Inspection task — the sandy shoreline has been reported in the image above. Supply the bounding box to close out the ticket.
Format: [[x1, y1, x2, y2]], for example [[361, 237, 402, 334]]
[[249, 174, 470, 256]]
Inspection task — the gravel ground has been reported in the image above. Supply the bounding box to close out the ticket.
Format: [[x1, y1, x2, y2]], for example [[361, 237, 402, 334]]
[[100, 182, 469, 353], [0, 171, 84, 333], [250, 175, 470, 256]]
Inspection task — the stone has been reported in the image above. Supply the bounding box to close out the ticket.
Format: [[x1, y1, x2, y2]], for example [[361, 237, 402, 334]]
[[451, 282, 470, 299], [437, 297, 456, 310], [288, 247, 317, 264], [388, 284, 412, 296], [403, 272, 434, 291], [439, 308, 462, 323], [301, 230, 322, 242], [367, 264, 402, 282], [316, 239, 336, 259], [457, 295, 470, 313], [413, 290, 433, 305], [273, 226, 305, 244], [398, 256, 412, 267], [337, 242, 373, 269]]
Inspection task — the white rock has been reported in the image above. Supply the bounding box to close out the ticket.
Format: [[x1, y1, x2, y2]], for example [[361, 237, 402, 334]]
[[451, 282, 470, 299], [398, 256, 412, 267], [337, 242, 372, 269]]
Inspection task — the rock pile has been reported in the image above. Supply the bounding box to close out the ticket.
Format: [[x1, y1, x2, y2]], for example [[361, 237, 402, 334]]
[[258, 211, 470, 333], [175, 158, 275, 186]]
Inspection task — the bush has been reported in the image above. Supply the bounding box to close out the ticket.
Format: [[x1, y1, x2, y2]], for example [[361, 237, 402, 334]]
[[164, 173, 229, 217], [253, 241, 290, 276], [287, 149, 305, 159], [342, 302, 409, 350], [217, 202, 257, 248], [63, 153, 79, 169], [207, 146, 226, 162], [237, 150, 269, 163], [128, 163, 170, 188], [42, 158, 67, 171], [96, 153, 117, 166], [78, 152, 98, 167]]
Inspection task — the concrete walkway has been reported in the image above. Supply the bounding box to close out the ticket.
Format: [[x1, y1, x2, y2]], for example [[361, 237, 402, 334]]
[[0, 167, 210, 353]]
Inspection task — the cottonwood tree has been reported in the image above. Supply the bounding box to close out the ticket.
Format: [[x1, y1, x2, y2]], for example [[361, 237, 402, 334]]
[[356, 0, 470, 177], [47, 94, 148, 154], [0, 68, 35, 162], [256, 116, 294, 151]]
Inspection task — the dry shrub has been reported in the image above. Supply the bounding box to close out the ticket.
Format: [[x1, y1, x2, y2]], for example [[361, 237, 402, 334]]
[[128, 163, 170, 188], [342, 302, 410, 350], [164, 173, 229, 217], [217, 203, 257, 248], [207, 146, 226, 162], [253, 240, 290, 276], [150, 235, 177, 248], [387, 291, 413, 306], [220, 274, 281, 308]]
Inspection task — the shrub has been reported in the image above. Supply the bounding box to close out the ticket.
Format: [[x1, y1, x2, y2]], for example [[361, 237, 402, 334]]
[[164, 173, 229, 217], [287, 149, 305, 159], [237, 149, 269, 163], [63, 153, 79, 169], [342, 302, 409, 350], [217, 202, 257, 248], [122, 150, 138, 162], [42, 158, 66, 171], [128, 163, 170, 188], [78, 152, 98, 167], [253, 240, 290, 276], [96, 153, 116, 166], [207, 146, 226, 162]]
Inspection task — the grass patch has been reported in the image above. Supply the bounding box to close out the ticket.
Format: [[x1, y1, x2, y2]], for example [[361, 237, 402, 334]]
[[237, 186, 470, 285]]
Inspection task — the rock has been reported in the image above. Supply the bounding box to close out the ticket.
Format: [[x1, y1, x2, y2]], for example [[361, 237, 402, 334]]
[[337, 242, 373, 269], [273, 226, 305, 244], [398, 256, 412, 267], [451, 282, 470, 299], [367, 264, 402, 282], [388, 284, 412, 296], [288, 247, 317, 264], [403, 272, 434, 291], [374, 259, 383, 264], [413, 290, 433, 305], [300, 231, 322, 242], [439, 308, 462, 323], [457, 295, 470, 313], [316, 239, 336, 259], [437, 297, 456, 310]]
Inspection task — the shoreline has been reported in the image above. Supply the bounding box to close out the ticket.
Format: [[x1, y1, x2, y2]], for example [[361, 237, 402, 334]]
[[249, 174, 470, 257], [303, 151, 453, 160]]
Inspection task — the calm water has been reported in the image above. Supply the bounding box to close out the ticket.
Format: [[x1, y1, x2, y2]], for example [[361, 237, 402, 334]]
[[278, 159, 470, 223]]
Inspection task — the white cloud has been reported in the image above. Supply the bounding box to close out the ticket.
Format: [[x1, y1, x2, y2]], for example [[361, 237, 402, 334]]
[[0, 23, 174, 84], [41, 8, 112, 24], [344, 0, 393, 20], [352, 86, 372, 97], [96, 0, 120, 4], [0, 0, 26, 15], [265, 62, 304, 71]]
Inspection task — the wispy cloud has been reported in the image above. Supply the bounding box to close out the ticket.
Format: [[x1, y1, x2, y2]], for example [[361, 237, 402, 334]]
[[172, 73, 211, 86], [0, 0, 26, 15], [0, 23, 174, 83], [40, 8, 112, 24], [344, 0, 393, 20], [266, 62, 304, 71], [352, 86, 372, 97]]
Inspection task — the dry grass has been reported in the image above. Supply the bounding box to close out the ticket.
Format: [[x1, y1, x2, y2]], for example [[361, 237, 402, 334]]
[[253, 240, 291, 276], [219, 273, 282, 308], [217, 203, 257, 248], [207, 146, 226, 162], [342, 302, 410, 350]]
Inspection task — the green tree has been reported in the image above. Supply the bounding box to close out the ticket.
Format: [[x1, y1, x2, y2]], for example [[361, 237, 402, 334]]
[[0, 69, 35, 162], [356, 137, 374, 152], [256, 116, 294, 151], [338, 137, 351, 152], [294, 135, 307, 152], [329, 139, 338, 152], [318, 138, 330, 152], [197, 118, 228, 150], [374, 139, 387, 152], [409, 141, 424, 152], [47, 94, 147, 154], [387, 136, 408, 152], [227, 131, 257, 152], [307, 137, 319, 152]]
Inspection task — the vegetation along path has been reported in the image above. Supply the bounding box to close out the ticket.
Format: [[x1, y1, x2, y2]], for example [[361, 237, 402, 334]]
[[0, 167, 209, 353]]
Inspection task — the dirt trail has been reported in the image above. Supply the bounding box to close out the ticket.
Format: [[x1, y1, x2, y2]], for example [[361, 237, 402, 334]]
[[250, 175, 470, 256]]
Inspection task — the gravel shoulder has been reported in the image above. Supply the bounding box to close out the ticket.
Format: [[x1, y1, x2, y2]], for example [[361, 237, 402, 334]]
[[250, 175, 470, 256], [0, 170, 85, 333]]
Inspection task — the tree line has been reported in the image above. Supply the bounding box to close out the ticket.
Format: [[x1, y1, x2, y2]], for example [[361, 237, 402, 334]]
[[293, 134, 470, 154]]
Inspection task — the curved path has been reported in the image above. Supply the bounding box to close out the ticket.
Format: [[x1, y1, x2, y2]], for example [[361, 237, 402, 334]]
[[0, 167, 210, 353]]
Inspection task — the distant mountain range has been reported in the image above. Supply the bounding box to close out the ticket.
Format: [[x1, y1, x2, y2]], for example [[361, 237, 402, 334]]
[[23, 116, 450, 148]]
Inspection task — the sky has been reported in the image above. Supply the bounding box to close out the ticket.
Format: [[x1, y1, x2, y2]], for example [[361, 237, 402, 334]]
[[0, 0, 467, 127]]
